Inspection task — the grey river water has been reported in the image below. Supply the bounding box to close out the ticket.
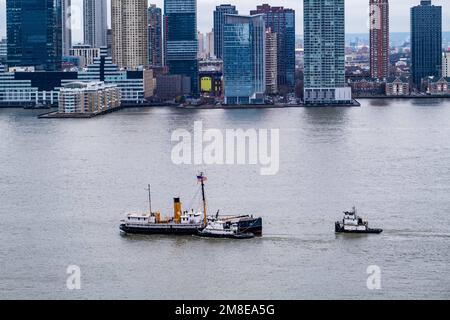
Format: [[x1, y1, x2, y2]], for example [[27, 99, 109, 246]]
[[0, 99, 449, 299]]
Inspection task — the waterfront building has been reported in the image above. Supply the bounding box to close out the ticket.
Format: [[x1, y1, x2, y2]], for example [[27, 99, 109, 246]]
[[164, 0, 198, 94], [148, 5, 163, 67], [69, 45, 101, 68], [303, 0, 352, 105], [58, 81, 121, 114], [84, 0, 108, 48], [425, 76, 450, 95], [7, 0, 63, 71], [0, 71, 78, 107], [111, 0, 148, 70], [62, 0, 72, 56], [250, 4, 295, 88], [155, 75, 191, 100], [223, 14, 266, 105], [199, 59, 223, 97], [385, 76, 410, 96], [74, 48, 154, 104], [265, 29, 278, 94], [442, 52, 450, 77], [369, 0, 389, 80], [213, 5, 238, 60], [411, 0, 442, 87]]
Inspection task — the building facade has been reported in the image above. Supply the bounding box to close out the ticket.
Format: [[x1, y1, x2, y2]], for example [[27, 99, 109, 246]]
[[369, 0, 389, 79], [443, 52, 450, 77], [69, 45, 101, 68], [84, 0, 108, 48], [265, 29, 278, 94], [0, 38, 7, 64], [7, 0, 63, 71], [250, 4, 295, 88], [59, 81, 121, 114], [303, 0, 352, 105], [386, 76, 410, 96], [164, 0, 198, 94], [148, 5, 163, 67], [111, 0, 148, 70], [411, 0, 442, 87], [213, 5, 238, 60], [223, 14, 266, 104]]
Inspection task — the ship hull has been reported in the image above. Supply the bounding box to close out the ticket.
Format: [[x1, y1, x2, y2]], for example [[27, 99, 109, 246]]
[[198, 232, 255, 240], [120, 224, 203, 235], [335, 223, 383, 234], [237, 217, 263, 236]]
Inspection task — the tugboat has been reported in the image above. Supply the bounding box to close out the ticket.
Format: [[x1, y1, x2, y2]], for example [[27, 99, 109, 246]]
[[119, 173, 263, 236], [335, 207, 383, 234]]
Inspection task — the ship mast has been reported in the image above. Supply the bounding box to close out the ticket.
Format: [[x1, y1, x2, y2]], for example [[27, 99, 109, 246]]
[[146, 184, 152, 215], [199, 172, 207, 226]]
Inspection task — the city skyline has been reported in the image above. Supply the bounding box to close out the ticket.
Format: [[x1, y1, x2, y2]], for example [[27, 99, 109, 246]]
[[2, 0, 450, 41]]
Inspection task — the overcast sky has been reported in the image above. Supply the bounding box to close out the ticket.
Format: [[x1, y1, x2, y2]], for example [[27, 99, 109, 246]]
[[1, 0, 449, 41]]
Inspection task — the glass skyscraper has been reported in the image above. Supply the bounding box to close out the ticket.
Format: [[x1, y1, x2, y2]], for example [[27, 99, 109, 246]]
[[411, 0, 442, 87], [148, 5, 163, 67], [250, 4, 296, 88], [213, 4, 238, 60], [303, 0, 351, 105], [223, 14, 266, 105], [164, 0, 198, 94], [7, 0, 63, 71]]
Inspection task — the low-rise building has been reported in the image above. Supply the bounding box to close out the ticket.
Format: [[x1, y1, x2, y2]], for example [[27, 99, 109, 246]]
[[155, 75, 191, 101], [58, 81, 121, 114], [347, 77, 385, 96], [426, 77, 450, 95], [386, 76, 410, 96]]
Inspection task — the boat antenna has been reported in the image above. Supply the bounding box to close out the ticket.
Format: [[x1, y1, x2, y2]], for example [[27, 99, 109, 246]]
[[146, 184, 152, 215], [198, 172, 207, 226]]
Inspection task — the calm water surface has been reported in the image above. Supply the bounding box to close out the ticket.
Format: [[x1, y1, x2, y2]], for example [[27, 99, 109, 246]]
[[0, 99, 449, 299]]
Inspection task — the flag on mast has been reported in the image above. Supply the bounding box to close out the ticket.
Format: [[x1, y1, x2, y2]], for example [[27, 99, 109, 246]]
[[197, 173, 207, 183]]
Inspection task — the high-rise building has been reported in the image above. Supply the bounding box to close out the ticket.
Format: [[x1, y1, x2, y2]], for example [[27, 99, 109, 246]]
[[83, 0, 108, 48], [111, 0, 148, 70], [205, 31, 215, 59], [303, 0, 351, 105], [214, 5, 238, 60], [164, 0, 198, 94], [223, 14, 266, 105], [62, 0, 72, 56], [411, 0, 442, 87], [7, 0, 63, 71], [265, 29, 278, 94], [369, 0, 389, 79], [250, 4, 295, 88], [148, 4, 163, 67], [198, 31, 205, 59]]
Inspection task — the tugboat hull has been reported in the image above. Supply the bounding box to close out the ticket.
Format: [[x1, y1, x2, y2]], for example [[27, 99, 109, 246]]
[[335, 222, 383, 234], [236, 217, 263, 236], [197, 232, 255, 240]]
